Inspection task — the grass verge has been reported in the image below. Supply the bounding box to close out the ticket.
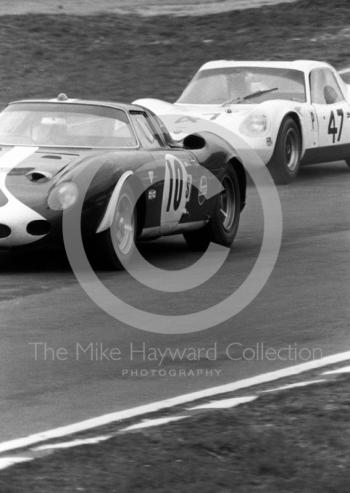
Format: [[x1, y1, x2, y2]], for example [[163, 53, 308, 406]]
[[0, 0, 349, 105]]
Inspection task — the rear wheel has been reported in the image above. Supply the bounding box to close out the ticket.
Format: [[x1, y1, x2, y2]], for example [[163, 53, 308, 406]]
[[267, 117, 301, 184], [184, 164, 241, 251], [96, 183, 137, 270]]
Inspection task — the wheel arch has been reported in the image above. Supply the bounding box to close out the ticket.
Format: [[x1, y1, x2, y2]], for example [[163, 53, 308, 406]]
[[227, 157, 246, 211], [96, 171, 146, 235], [280, 111, 304, 155]]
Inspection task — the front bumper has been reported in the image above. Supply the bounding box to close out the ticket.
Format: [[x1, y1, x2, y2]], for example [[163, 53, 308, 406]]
[[0, 214, 63, 250]]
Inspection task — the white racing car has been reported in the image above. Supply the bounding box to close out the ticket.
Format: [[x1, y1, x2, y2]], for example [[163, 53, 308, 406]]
[[135, 60, 350, 184]]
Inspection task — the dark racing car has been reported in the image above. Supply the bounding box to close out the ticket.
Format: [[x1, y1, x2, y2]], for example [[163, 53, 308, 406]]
[[0, 95, 246, 268]]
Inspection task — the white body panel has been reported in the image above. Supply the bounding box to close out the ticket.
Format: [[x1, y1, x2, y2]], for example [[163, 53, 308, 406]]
[[135, 60, 350, 166]]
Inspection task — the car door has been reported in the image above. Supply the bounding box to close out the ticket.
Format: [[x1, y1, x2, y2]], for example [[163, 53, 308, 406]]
[[130, 110, 199, 234], [310, 68, 350, 157]]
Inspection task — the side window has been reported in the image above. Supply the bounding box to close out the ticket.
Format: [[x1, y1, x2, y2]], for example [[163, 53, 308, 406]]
[[131, 112, 163, 149], [310, 69, 344, 105], [150, 114, 175, 147]]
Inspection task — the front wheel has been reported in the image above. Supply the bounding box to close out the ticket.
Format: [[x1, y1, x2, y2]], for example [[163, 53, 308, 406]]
[[267, 117, 301, 185], [95, 183, 137, 270], [184, 164, 241, 251]]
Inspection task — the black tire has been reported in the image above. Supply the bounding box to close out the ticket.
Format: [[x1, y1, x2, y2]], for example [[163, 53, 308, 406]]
[[345, 159, 350, 168], [267, 116, 301, 185], [184, 164, 241, 251], [95, 183, 137, 270]]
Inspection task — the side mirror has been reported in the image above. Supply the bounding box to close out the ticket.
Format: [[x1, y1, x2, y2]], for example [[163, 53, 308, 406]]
[[183, 133, 206, 150]]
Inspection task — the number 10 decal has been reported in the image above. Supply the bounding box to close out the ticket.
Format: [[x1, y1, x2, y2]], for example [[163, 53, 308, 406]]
[[161, 154, 192, 226], [328, 109, 344, 143]]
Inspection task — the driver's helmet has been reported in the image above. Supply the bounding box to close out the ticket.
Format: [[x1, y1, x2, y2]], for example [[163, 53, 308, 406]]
[[230, 72, 251, 97], [245, 71, 268, 92], [32, 117, 67, 145]]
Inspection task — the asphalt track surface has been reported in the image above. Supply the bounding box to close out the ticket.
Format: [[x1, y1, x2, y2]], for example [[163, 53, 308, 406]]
[[0, 161, 350, 443]]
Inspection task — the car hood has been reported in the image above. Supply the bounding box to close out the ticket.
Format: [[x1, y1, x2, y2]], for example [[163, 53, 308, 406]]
[[134, 98, 258, 138], [174, 102, 257, 116], [1, 146, 95, 181], [136, 98, 258, 119], [173, 103, 257, 134]]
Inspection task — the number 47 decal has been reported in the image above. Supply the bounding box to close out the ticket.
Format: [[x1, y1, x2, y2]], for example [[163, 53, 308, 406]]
[[328, 109, 344, 143]]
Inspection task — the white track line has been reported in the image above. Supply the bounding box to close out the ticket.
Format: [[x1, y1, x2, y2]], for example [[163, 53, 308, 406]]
[[260, 379, 327, 393], [323, 366, 350, 375], [188, 396, 257, 410], [0, 456, 33, 471], [121, 416, 188, 432], [33, 435, 111, 451], [1, 350, 350, 454]]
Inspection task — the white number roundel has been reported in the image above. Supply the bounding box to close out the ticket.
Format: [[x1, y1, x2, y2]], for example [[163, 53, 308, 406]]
[[161, 154, 191, 225]]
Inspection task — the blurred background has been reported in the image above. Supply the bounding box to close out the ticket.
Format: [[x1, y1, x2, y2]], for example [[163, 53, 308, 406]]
[[0, 0, 348, 104]]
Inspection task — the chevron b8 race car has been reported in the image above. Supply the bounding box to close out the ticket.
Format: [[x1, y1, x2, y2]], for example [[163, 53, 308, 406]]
[[135, 60, 350, 184], [0, 96, 246, 268]]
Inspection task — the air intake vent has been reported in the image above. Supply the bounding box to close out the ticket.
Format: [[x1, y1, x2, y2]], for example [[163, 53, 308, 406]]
[[26, 170, 53, 183], [27, 220, 50, 236], [42, 155, 62, 160], [0, 224, 11, 238]]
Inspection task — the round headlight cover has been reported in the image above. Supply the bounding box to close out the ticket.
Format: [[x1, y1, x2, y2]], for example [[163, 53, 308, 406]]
[[48, 182, 79, 210], [240, 113, 268, 136]]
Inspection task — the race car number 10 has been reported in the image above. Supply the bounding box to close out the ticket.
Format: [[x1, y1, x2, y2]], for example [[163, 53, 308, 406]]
[[161, 154, 192, 225]]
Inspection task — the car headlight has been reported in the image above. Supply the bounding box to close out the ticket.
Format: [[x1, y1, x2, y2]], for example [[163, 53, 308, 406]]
[[240, 113, 268, 136], [48, 182, 79, 210]]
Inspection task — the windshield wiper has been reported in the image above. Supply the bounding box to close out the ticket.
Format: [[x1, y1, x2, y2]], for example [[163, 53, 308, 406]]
[[221, 87, 279, 106], [221, 95, 244, 106], [242, 87, 279, 101]]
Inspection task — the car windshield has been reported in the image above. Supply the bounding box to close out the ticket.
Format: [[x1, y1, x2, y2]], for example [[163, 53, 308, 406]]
[[177, 67, 306, 104], [0, 103, 138, 147]]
